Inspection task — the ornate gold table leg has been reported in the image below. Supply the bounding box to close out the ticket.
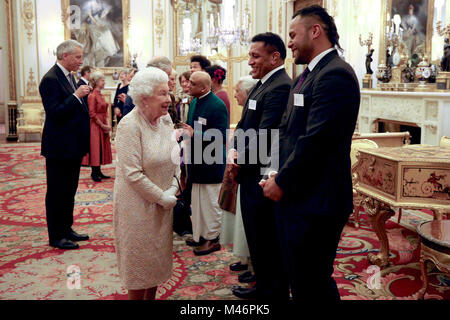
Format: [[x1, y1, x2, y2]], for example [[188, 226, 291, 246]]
[[432, 209, 443, 221], [418, 242, 429, 300], [362, 197, 395, 268]]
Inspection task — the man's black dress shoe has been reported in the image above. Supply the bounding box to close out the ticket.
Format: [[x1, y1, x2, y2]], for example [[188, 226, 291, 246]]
[[232, 285, 256, 300], [238, 271, 256, 283], [230, 261, 248, 272], [68, 231, 89, 242], [49, 238, 79, 250]]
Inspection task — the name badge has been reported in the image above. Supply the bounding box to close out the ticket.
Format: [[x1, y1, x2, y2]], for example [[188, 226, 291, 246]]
[[198, 117, 207, 125], [294, 94, 304, 107], [182, 98, 188, 103], [249, 99, 257, 110]]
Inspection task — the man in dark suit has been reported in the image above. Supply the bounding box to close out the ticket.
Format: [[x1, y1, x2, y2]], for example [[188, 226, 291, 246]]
[[229, 33, 291, 300], [77, 65, 91, 106], [181, 71, 229, 256], [39, 40, 91, 250], [261, 5, 360, 300]]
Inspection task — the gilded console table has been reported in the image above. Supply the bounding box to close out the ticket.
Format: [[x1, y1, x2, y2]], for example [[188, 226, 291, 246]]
[[353, 145, 450, 268]]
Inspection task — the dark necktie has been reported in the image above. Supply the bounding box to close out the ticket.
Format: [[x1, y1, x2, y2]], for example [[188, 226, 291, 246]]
[[68, 74, 76, 92], [249, 80, 262, 98], [294, 67, 310, 92]]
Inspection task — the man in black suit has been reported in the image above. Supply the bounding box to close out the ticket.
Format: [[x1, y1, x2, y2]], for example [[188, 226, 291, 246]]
[[77, 65, 91, 106], [261, 5, 360, 300], [229, 33, 291, 299], [39, 40, 91, 250]]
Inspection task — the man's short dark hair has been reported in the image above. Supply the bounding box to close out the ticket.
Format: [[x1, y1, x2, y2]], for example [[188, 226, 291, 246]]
[[190, 55, 211, 70], [80, 66, 91, 76], [293, 5, 343, 53], [251, 32, 287, 60]]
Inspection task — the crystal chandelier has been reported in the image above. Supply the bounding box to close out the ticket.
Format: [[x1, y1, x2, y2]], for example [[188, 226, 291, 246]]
[[211, 0, 251, 49]]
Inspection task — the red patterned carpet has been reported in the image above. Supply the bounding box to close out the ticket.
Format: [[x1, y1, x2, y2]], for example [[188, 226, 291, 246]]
[[0, 143, 448, 300]]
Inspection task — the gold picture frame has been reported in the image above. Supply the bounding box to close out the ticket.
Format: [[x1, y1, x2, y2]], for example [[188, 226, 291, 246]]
[[379, 0, 435, 64], [61, 0, 130, 75]]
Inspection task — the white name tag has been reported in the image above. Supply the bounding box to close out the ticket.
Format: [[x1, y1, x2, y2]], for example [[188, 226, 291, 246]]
[[294, 94, 304, 107], [249, 99, 257, 110], [182, 98, 188, 103], [198, 117, 207, 125]]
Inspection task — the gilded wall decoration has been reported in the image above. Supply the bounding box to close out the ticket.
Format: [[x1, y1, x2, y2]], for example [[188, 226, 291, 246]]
[[268, 0, 273, 31], [154, 0, 164, 48], [22, 0, 35, 44], [278, 3, 282, 34], [26, 68, 38, 97]]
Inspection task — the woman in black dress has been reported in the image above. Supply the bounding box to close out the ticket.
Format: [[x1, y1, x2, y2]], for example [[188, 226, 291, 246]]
[[113, 69, 129, 124]]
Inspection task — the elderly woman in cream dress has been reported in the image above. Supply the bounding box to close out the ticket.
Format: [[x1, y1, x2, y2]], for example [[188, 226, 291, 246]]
[[113, 67, 180, 300], [220, 76, 258, 273]]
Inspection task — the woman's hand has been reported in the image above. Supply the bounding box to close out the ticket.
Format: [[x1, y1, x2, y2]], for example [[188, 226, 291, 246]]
[[114, 108, 122, 117], [181, 123, 194, 137], [102, 124, 112, 133], [157, 190, 177, 209], [118, 93, 127, 103]]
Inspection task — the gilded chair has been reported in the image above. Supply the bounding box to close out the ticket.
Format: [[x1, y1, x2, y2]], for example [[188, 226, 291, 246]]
[[16, 103, 45, 142], [351, 139, 378, 227]]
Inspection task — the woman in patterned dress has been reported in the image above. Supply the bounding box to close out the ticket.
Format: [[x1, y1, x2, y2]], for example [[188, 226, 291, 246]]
[[113, 67, 180, 300]]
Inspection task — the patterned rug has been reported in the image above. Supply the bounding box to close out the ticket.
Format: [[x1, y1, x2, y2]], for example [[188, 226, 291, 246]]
[[0, 143, 448, 300]]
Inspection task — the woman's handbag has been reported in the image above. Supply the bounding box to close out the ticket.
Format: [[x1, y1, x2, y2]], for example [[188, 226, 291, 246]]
[[172, 175, 193, 237], [218, 164, 239, 214]]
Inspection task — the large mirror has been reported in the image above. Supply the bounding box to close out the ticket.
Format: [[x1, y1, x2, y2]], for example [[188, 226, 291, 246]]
[[171, 0, 254, 125]]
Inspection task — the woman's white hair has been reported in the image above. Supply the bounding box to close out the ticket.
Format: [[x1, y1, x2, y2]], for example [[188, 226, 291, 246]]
[[56, 40, 83, 60], [128, 67, 168, 107], [237, 75, 259, 93], [89, 71, 105, 88]]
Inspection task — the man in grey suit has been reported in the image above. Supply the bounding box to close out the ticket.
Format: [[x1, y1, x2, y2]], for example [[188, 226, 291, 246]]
[[229, 33, 291, 299]]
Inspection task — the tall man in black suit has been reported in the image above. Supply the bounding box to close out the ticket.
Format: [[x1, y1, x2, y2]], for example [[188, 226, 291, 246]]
[[261, 6, 360, 300], [229, 33, 291, 299], [39, 40, 91, 250]]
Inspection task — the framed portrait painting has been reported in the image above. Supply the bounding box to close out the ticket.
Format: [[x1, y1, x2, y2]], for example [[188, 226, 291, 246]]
[[62, 0, 130, 73], [380, 0, 434, 64]]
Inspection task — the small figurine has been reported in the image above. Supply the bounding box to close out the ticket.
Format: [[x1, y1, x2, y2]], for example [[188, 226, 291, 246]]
[[365, 49, 375, 74], [440, 39, 450, 72], [386, 48, 394, 68]]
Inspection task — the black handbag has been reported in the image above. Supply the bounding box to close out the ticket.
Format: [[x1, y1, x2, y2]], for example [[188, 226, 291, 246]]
[[172, 175, 193, 237]]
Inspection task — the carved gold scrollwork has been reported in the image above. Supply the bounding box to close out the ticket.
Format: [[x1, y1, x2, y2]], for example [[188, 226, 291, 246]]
[[268, 0, 273, 32], [155, 0, 164, 48], [278, 2, 282, 33], [368, 156, 376, 173], [26, 68, 38, 97], [22, 0, 34, 43]]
